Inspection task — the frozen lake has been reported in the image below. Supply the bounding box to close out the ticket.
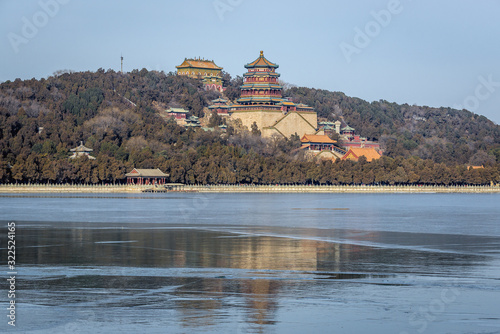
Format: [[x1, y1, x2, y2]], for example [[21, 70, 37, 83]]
[[1, 193, 499, 333]]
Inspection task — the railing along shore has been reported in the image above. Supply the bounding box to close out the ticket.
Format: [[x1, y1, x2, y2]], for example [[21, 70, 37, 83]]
[[0, 183, 499, 193]]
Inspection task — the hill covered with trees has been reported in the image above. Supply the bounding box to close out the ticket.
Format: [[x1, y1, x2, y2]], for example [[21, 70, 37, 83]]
[[0, 69, 498, 185], [285, 87, 500, 166]]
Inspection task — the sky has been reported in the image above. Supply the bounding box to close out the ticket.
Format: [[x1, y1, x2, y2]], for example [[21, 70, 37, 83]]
[[1, 0, 499, 124]]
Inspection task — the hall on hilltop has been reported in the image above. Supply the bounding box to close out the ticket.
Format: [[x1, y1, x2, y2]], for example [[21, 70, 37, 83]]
[[176, 57, 224, 92]]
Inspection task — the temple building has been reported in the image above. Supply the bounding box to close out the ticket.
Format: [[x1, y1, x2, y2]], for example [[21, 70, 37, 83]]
[[318, 121, 381, 151], [202, 75, 224, 93], [185, 115, 201, 128], [125, 168, 169, 185], [166, 107, 189, 120], [318, 121, 341, 137], [340, 125, 380, 151], [69, 142, 96, 160], [300, 134, 346, 160], [208, 98, 232, 116], [176, 58, 224, 92], [228, 51, 318, 138]]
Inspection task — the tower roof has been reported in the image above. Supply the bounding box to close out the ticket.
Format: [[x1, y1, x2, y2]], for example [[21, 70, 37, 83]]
[[243, 71, 280, 77], [70, 141, 93, 152], [166, 107, 189, 114], [301, 135, 337, 144], [236, 96, 284, 104], [211, 97, 228, 103], [244, 51, 279, 69], [176, 58, 223, 70], [240, 83, 283, 90]]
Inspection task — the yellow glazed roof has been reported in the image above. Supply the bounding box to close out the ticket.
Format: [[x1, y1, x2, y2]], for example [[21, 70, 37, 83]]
[[176, 59, 222, 70], [301, 135, 337, 144], [245, 51, 279, 68]]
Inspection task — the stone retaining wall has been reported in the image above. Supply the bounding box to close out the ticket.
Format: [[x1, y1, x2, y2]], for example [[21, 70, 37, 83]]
[[0, 184, 499, 194], [185, 184, 500, 193]]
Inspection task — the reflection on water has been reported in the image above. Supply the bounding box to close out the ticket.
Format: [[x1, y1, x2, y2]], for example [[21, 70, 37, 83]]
[[0, 193, 496, 333], [3, 224, 499, 333], [15, 226, 494, 273]]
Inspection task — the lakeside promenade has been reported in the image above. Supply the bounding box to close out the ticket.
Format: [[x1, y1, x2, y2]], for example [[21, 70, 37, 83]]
[[1, 184, 499, 194]]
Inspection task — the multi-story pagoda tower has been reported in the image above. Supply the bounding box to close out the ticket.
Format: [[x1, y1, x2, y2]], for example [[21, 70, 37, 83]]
[[229, 51, 318, 138], [237, 51, 283, 105]]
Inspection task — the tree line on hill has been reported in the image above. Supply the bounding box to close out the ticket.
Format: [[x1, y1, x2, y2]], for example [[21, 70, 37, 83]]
[[285, 87, 500, 166], [0, 69, 499, 185]]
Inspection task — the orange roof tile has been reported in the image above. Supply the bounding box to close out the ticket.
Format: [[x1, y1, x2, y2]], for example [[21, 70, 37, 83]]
[[301, 134, 336, 144], [342, 147, 381, 162]]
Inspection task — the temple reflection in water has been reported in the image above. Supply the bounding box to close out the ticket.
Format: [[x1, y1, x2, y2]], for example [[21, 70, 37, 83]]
[[15, 226, 482, 331]]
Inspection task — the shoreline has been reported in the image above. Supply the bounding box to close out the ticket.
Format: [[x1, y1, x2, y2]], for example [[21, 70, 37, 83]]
[[0, 184, 499, 194]]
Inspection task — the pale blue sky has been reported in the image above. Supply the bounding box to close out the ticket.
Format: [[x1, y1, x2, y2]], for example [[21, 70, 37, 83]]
[[1, 0, 499, 123]]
